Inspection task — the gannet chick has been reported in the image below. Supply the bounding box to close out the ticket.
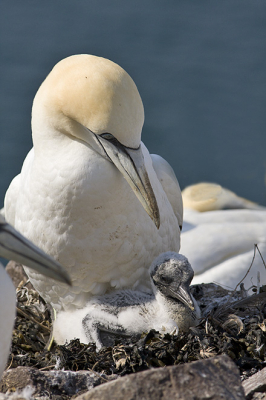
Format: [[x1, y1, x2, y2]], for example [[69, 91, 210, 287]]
[[0, 214, 71, 378], [4, 54, 182, 311], [181, 183, 266, 290], [53, 252, 201, 349]]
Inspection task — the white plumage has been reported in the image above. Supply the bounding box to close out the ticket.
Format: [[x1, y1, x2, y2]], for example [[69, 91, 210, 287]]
[[53, 252, 201, 349], [0, 262, 16, 379], [0, 214, 71, 378], [181, 183, 266, 290], [4, 55, 182, 311]]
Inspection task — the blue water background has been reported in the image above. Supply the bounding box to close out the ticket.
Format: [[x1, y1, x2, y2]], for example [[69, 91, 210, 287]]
[[1, 0, 266, 212]]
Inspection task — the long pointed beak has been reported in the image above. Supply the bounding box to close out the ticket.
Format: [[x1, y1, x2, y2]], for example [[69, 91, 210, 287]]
[[97, 134, 160, 229], [0, 222, 71, 286], [169, 283, 195, 311]]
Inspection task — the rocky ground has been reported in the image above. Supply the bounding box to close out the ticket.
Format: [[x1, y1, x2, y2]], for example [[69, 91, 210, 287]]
[[1, 262, 266, 399]]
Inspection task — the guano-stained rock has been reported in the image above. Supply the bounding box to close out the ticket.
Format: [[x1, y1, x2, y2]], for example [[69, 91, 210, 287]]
[[0, 366, 114, 399], [75, 354, 245, 400]]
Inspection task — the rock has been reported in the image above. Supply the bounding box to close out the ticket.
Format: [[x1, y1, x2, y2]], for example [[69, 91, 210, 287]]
[[6, 262, 33, 289], [249, 395, 266, 400], [75, 354, 245, 400], [0, 366, 115, 399], [0, 386, 35, 399], [243, 367, 266, 399], [0, 355, 245, 399]]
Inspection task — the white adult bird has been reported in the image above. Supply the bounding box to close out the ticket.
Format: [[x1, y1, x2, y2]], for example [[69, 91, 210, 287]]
[[4, 55, 182, 312], [182, 182, 266, 212], [0, 214, 71, 378], [53, 252, 201, 349], [181, 183, 266, 290]]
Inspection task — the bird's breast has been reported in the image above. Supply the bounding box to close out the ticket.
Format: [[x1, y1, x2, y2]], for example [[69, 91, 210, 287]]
[[16, 141, 180, 309]]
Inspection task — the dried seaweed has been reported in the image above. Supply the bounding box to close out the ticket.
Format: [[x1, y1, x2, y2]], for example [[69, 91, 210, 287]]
[[5, 281, 266, 384]]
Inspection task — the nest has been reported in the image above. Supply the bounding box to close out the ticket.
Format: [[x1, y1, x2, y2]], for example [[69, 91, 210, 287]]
[[7, 281, 266, 381]]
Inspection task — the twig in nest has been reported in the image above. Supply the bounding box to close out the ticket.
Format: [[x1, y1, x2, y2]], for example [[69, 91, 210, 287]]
[[91, 360, 100, 371], [232, 244, 258, 294], [39, 364, 57, 371], [6, 353, 14, 371], [227, 244, 265, 302], [16, 305, 50, 334], [256, 245, 266, 269], [44, 306, 56, 351], [205, 319, 209, 334], [86, 368, 111, 382], [257, 271, 261, 294]]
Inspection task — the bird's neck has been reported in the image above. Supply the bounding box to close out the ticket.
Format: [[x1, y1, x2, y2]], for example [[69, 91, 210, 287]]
[[154, 289, 182, 318]]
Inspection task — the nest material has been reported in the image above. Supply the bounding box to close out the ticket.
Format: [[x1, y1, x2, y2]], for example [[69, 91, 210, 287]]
[[6, 281, 266, 381]]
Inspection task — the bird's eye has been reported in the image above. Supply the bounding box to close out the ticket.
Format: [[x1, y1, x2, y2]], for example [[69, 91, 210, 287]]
[[100, 133, 114, 140], [160, 275, 172, 284]]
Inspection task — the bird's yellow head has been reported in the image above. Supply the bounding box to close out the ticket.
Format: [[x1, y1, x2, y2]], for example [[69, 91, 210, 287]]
[[32, 54, 144, 149]]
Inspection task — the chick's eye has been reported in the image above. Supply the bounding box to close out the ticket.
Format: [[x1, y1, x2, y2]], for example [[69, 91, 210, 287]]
[[160, 275, 172, 284]]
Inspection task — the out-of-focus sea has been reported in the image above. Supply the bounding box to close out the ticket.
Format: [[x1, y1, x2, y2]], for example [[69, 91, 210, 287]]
[[1, 0, 266, 211]]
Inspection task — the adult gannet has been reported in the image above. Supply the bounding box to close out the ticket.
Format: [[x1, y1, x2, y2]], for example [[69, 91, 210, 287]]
[[53, 252, 201, 349], [0, 214, 71, 378], [182, 182, 266, 212], [180, 183, 266, 290], [4, 55, 182, 311]]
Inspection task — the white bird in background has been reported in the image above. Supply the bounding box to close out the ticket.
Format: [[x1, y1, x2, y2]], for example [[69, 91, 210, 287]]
[[0, 214, 71, 378], [53, 252, 201, 349], [182, 182, 266, 212], [4, 55, 182, 312], [181, 182, 266, 290]]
